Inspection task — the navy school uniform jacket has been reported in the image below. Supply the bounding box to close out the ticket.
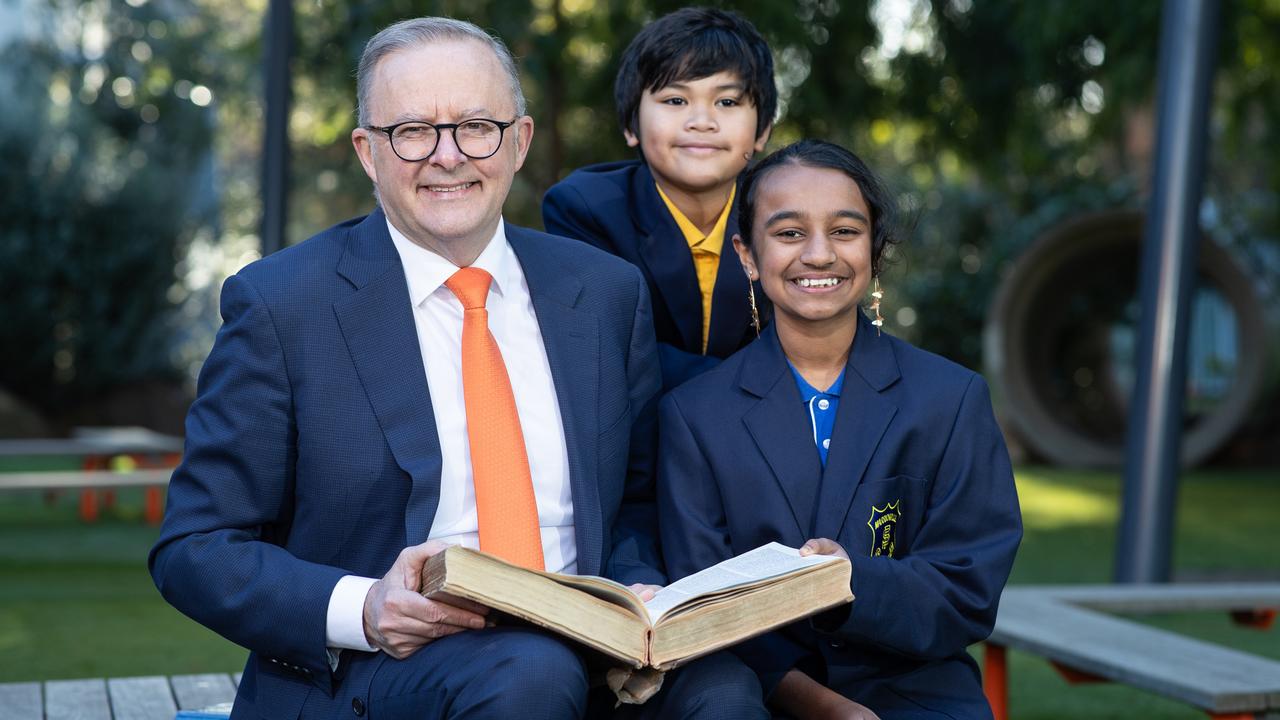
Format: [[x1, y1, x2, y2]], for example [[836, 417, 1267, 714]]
[[657, 313, 1022, 720], [149, 209, 664, 719], [542, 160, 765, 390]]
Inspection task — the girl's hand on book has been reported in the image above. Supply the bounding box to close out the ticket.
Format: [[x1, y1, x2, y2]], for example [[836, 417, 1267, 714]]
[[363, 540, 491, 659], [627, 583, 662, 601], [799, 538, 850, 561]]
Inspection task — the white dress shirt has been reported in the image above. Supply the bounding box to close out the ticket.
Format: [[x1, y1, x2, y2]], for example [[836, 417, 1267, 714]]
[[325, 218, 576, 653]]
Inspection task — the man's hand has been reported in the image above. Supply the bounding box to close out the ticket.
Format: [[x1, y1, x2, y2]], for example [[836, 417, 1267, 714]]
[[627, 583, 662, 602], [771, 669, 881, 720], [362, 541, 490, 659], [799, 537, 851, 561]]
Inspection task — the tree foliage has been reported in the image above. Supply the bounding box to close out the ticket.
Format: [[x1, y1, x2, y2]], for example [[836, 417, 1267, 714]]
[[3, 0, 1278, 425], [0, 0, 220, 419]]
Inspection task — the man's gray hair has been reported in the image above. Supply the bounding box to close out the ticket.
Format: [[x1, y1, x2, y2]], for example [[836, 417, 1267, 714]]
[[355, 17, 527, 126]]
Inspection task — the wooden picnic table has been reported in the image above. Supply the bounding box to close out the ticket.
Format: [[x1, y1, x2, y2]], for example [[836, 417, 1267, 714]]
[[0, 426, 183, 524], [0, 427, 184, 457], [0, 673, 239, 720]]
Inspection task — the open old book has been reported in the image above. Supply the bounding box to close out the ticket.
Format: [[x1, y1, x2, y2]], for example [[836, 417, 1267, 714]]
[[420, 542, 853, 671]]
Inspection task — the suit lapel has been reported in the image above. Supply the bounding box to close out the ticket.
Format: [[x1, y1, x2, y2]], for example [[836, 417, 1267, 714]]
[[629, 166, 703, 352], [739, 327, 821, 540], [812, 312, 901, 541], [332, 210, 443, 545], [507, 227, 605, 576], [705, 192, 753, 357]]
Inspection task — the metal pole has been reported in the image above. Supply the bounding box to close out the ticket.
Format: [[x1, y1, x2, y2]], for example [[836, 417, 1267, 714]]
[[1115, 0, 1220, 583], [260, 0, 293, 256]]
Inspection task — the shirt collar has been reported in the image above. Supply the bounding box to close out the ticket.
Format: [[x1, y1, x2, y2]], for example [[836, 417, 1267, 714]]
[[655, 183, 736, 257], [387, 217, 516, 307], [787, 361, 846, 401]]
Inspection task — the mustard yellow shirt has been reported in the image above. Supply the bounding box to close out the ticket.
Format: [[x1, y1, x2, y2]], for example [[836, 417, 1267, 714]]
[[655, 184, 736, 354]]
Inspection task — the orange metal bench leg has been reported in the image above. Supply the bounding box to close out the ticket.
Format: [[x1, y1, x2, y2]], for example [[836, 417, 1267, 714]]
[[79, 489, 99, 522], [80, 456, 104, 522], [145, 487, 164, 525], [984, 643, 1008, 720], [1229, 609, 1276, 630], [135, 452, 179, 525]]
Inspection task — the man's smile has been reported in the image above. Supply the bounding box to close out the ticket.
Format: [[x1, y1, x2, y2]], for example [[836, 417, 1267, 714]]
[[421, 180, 479, 197]]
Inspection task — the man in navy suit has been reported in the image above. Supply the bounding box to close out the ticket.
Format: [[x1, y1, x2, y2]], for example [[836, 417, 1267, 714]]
[[150, 16, 764, 720]]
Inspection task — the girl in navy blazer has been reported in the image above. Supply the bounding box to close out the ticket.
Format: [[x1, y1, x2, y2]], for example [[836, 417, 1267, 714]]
[[658, 140, 1022, 720]]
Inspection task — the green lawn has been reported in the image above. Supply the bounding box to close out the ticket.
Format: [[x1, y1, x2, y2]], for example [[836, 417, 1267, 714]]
[[0, 488, 246, 679], [1, 466, 1278, 719]]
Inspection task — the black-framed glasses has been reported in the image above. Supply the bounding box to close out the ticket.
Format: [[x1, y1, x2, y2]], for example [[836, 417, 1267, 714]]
[[364, 118, 517, 162]]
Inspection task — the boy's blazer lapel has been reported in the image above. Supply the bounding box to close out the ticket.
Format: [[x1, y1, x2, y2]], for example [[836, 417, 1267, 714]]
[[630, 165, 704, 352], [813, 312, 900, 541], [738, 326, 822, 540], [332, 209, 444, 544], [705, 201, 752, 358], [509, 227, 605, 576]]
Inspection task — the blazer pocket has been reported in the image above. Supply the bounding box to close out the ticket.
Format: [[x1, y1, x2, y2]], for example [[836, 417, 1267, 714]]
[[852, 474, 927, 558]]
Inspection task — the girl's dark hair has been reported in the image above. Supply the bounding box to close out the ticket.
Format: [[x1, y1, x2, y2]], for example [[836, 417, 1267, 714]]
[[738, 139, 900, 274], [615, 7, 776, 142]]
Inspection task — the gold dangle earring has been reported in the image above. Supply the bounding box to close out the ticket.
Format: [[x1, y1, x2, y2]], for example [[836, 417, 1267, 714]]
[[870, 276, 885, 336], [747, 272, 761, 338]]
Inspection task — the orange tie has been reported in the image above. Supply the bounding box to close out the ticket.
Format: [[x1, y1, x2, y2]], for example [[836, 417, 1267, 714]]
[[445, 267, 545, 570]]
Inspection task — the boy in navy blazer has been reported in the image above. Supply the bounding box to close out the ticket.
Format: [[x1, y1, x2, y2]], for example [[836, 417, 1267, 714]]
[[543, 8, 776, 390]]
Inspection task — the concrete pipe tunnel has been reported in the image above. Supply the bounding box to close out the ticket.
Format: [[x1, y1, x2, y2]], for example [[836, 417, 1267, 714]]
[[983, 209, 1274, 468]]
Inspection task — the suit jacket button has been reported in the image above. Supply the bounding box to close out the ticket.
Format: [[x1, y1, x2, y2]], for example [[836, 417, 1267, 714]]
[[829, 639, 844, 649], [352, 697, 366, 716]]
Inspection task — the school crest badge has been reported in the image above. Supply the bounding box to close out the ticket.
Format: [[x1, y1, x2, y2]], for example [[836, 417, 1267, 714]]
[[867, 500, 901, 557]]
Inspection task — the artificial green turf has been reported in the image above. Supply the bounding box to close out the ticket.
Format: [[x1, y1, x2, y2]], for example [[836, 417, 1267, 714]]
[[0, 488, 245, 680], [0, 466, 1277, 720]]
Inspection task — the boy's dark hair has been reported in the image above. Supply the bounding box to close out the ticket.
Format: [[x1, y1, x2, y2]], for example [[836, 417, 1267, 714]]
[[615, 7, 776, 142], [738, 139, 900, 275]]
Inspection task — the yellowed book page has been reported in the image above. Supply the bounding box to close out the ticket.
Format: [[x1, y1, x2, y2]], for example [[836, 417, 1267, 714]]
[[649, 559, 853, 669], [424, 548, 649, 665], [644, 542, 842, 621], [439, 547, 649, 617], [542, 572, 651, 622]]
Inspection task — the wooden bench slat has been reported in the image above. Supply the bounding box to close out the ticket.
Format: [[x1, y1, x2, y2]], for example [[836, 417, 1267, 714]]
[[0, 429, 183, 457], [0, 681, 43, 719], [106, 676, 176, 720], [0, 469, 173, 491], [169, 674, 236, 711], [45, 678, 111, 720], [993, 596, 1280, 713], [1003, 583, 1280, 613]]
